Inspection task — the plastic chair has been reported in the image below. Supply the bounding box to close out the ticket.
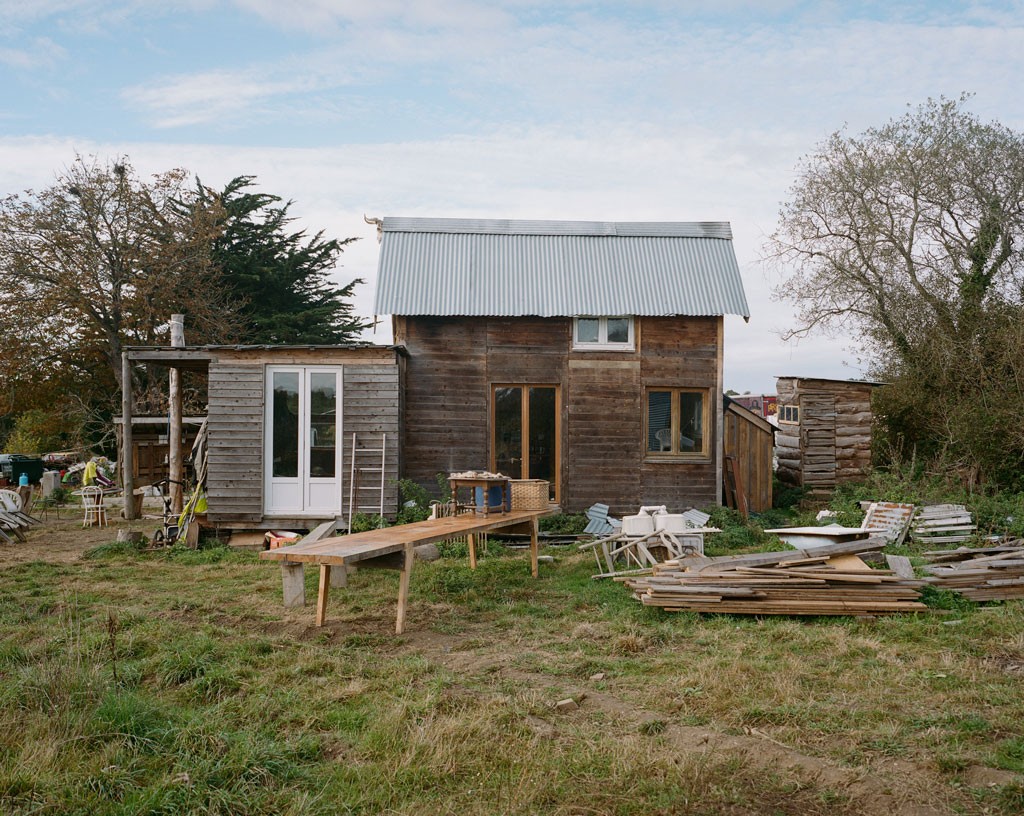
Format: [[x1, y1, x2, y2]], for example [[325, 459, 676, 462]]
[[81, 486, 107, 528]]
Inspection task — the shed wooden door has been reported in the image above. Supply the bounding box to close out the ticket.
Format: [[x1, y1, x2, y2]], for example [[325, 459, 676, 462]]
[[800, 394, 837, 489], [491, 385, 560, 502], [264, 367, 343, 516]]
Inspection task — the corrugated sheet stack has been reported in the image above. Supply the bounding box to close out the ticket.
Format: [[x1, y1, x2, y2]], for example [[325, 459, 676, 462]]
[[921, 540, 1024, 601], [622, 537, 928, 616]]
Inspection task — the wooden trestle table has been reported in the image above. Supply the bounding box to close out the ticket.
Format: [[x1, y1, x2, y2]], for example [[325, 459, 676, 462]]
[[260, 509, 550, 633]]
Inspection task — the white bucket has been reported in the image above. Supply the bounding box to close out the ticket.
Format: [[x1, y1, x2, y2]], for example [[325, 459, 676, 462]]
[[622, 514, 655, 536], [654, 514, 687, 533]]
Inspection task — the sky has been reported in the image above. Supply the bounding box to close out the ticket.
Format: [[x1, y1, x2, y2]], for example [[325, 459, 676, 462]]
[[2, 0, 1023, 393]]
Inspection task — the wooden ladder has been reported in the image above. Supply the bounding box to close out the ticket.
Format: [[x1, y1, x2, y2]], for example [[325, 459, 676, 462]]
[[347, 432, 387, 529]]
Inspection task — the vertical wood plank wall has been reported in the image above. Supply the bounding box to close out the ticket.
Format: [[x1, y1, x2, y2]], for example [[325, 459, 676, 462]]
[[341, 365, 401, 519], [206, 361, 264, 523], [396, 315, 722, 515], [723, 404, 774, 512]]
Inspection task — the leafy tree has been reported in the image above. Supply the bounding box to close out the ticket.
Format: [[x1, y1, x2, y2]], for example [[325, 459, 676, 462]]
[[0, 156, 242, 417], [202, 176, 368, 344], [768, 97, 1024, 486]]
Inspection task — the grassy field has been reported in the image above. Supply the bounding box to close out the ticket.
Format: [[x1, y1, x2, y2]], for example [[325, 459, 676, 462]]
[[1, 518, 1023, 815]]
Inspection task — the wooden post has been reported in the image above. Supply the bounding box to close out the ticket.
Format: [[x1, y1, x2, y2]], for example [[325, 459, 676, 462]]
[[396, 544, 414, 634], [468, 533, 477, 569], [530, 517, 539, 578], [330, 565, 348, 588], [168, 313, 185, 514], [281, 562, 305, 607], [121, 352, 135, 520], [315, 564, 332, 626]]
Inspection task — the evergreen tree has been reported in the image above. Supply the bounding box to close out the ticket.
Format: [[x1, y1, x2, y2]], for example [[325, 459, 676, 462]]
[[206, 176, 368, 344]]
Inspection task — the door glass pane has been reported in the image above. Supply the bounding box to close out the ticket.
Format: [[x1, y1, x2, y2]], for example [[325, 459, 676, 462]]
[[648, 391, 672, 453], [494, 387, 522, 479], [576, 318, 599, 344], [680, 392, 703, 452], [606, 317, 629, 344], [272, 372, 299, 477], [309, 372, 336, 478], [528, 387, 557, 499]]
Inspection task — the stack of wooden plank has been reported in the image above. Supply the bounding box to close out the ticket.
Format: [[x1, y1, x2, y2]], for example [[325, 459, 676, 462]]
[[921, 540, 1024, 601], [622, 538, 928, 616], [911, 504, 977, 545]]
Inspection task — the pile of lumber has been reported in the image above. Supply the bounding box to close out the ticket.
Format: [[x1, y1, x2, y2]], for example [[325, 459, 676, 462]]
[[622, 538, 928, 616], [921, 540, 1024, 601]]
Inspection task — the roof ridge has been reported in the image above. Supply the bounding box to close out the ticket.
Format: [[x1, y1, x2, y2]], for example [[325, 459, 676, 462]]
[[381, 217, 732, 240]]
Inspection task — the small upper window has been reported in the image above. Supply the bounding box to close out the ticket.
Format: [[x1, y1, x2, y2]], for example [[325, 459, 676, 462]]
[[779, 404, 800, 424], [573, 316, 634, 351]]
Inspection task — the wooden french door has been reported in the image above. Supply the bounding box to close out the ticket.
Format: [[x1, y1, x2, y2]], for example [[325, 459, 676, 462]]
[[264, 367, 343, 516], [491, 384, 560, 502]]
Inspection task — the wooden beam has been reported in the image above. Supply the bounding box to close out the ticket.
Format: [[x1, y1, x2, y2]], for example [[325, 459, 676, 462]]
[[121, 352, 135, 520], [315, 564, 332, 626], [396, 544, 414, 634], [168, 313, 185, 514], [530, 517, 539, 578]]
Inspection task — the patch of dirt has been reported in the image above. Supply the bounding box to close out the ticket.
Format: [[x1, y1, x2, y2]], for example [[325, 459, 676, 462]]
[[0, 515, 151, 567], [963, 765, 1022, 788]]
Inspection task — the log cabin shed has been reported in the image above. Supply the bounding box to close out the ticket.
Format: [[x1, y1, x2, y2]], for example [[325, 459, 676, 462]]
[[122, 344, 403, 529], [774, 376, 883, 492], [373, 217, 750, 514]]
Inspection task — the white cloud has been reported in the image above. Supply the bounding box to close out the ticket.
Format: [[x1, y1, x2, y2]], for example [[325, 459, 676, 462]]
[[121, 67, 333, 128], [231, 0, 514, 33], [0, 37, 66, 70]]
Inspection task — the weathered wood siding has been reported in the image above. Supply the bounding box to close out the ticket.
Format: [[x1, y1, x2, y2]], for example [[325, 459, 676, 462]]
[[724, 402, 774, 513], [396, 315, 722, 515], [775, 377, 875, 490], [341, 364, 401, 519], [204, 347, 402, 526], [206, 361, 264, 523]]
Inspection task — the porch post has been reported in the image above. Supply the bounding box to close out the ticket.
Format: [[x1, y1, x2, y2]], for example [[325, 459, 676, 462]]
[[121, 352, 136, 520], [168, 314, 185, 514]]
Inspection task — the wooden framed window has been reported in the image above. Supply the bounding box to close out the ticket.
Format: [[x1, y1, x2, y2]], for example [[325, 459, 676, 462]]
[[778, 404, 800, 424], [572, 316, 634, 351], [645, 388, 709, 459]]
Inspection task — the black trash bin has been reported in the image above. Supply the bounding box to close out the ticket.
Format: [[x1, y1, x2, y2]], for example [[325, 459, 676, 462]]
[[0, 454, 45, 484]]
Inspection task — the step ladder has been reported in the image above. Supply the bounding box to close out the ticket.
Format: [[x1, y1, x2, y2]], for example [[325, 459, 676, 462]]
[[348, 432, 386, 529]]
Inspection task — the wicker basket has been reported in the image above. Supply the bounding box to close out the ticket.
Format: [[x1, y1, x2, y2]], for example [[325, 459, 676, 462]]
[[510, 479, 549, 511]]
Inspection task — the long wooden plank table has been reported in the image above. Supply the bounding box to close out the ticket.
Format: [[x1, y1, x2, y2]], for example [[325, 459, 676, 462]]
[[260, 510, 549, 633]]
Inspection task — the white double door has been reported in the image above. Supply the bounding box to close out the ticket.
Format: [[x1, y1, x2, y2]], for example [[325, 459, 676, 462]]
[[264, 366, 343, 516]]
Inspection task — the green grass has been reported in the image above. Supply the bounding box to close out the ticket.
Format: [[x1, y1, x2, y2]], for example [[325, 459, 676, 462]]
[[1, 529, 1023, 815]]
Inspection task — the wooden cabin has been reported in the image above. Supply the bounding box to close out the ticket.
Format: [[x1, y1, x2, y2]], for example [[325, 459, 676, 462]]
[[774, 376, 881, 492], [723, 396, 774, 513], [373, 217, 750, 515], [122, 345, 403, 530]]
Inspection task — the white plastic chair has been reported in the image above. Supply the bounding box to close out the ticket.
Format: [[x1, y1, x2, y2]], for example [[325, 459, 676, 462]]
[[81, 486, 107, 528]]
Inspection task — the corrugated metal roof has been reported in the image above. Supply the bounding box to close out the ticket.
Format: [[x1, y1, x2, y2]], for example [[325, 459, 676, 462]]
[[373, 217, 749, 318]]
